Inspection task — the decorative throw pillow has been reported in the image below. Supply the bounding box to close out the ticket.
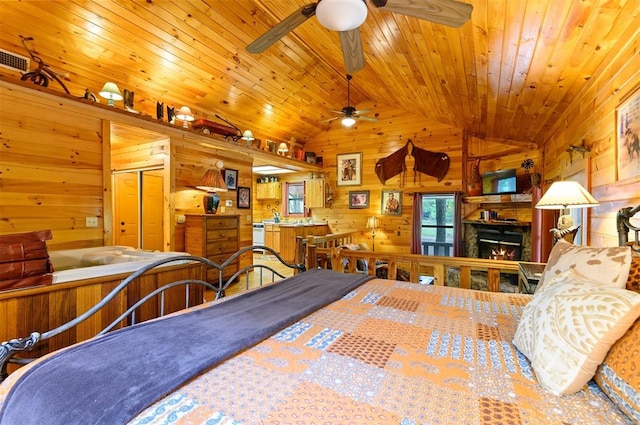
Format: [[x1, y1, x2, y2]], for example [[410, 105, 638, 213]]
[[594, 317, 640, 422], [626, 255, 640, 293], [513, 271, 640, 395], [537, 239, 631, 291]]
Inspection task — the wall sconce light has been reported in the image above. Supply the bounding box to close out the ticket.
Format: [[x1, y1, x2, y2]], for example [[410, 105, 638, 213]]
[[195, 160, 228, 214], [176, 106, 195, 128], [99, 82, 123, 107], [277, 142, 289, 155], [366, 216, 379, 251]]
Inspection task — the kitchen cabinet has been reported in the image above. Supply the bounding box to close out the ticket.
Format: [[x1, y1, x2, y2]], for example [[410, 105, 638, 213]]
[[279, 224, 329, 263], [185, 214, 239, 283], [256, 182, 282, 200], [305, 179, 325, 208], [264, 223, 280, 252]]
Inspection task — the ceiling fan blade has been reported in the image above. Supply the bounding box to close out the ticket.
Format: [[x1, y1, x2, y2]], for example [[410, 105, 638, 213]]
[[329, 109, 345, 114], [320, 116, 341, 123], [247, 3, 317, 53], [372, 0, 472, 28], [356, 115, 379, 122], [339, 29, 365, 73], [353, 108, 371, 115]]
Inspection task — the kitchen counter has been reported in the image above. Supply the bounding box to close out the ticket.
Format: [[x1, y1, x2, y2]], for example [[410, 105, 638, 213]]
[[279, 223, 330, 262]]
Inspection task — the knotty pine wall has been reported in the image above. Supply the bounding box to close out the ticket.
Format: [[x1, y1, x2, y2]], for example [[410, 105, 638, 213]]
[[0, 78, 256, 254], [305, 112, 463, 252], [541, 40, 640, 247], [303, 103, 541, 254], [0, 81, 105, 249]]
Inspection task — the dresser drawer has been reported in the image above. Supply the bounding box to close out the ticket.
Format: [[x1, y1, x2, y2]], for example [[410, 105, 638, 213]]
[[205, 228, 238, 242], [205, 240, 238, 256], [204, 217, 237, 230]]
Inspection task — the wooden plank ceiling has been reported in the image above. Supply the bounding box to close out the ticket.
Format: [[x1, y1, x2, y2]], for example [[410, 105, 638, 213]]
[[0, 0, 638, 146]]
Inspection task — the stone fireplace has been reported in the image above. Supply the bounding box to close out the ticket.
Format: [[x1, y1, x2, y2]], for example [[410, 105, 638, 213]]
[[478, 228, 523, 260], [463, 221, 531, 261]]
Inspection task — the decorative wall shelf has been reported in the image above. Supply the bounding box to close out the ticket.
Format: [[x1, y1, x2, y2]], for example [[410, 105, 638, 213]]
[[463, 194, 532, 204]]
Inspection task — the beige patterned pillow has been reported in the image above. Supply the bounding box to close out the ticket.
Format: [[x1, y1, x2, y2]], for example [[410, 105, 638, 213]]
[[537, 239, 631, 291], [513, 271, 640, 395]]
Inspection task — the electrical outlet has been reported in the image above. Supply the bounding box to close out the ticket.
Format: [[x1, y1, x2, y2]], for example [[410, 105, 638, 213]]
[[246, 215, 252, 221], [86, 216, 98, 227], [220, 206, 226, 213], [176, 215, 186, 224]]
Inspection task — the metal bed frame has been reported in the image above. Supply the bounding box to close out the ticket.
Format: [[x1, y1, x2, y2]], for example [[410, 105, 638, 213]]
[[0, 246, 304, 382], [617, 205, 640, 252]]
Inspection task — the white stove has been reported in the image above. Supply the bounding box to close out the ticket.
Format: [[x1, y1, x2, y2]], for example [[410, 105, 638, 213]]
[[252, 222, 265, 252]]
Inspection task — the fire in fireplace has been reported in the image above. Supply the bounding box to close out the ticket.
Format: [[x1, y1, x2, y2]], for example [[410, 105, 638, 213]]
[[478, 228, 523, 260]]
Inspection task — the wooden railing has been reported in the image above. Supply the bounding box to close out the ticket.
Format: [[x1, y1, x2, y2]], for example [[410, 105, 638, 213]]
[[295, 231, 361, 268], [306, 245, 520, 292]]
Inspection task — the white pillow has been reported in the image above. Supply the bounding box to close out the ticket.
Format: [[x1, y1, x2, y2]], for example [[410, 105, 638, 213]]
[[513, 271, 640, 395], [537, 240, 631, 291]]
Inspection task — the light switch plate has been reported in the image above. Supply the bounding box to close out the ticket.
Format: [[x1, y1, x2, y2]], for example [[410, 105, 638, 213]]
[[225, 200, 233, 207]]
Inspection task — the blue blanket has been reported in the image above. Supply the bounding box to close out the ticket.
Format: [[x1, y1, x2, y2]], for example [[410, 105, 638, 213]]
[[0, 269, 373, 425]]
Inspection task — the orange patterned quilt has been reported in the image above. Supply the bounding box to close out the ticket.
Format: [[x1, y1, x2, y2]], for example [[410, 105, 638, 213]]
[[0, 278, 634, 424]]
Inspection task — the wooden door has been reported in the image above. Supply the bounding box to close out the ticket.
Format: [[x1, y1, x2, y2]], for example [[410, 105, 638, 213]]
[[142, 172, 163, 251], [114, 173, 139, 247]]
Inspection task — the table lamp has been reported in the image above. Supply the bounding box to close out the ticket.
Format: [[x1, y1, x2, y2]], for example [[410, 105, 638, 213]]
[[195, 160, 228, 214], [535, 180, 599, 242], [366, 216, 379, 251]]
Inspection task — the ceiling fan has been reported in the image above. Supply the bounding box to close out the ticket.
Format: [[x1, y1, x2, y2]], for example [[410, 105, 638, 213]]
[[321, 74, 378, 127], [246, 0, 473, 73]]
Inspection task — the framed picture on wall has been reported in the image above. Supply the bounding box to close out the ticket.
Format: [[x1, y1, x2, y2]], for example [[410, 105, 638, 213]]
[[616, 85, 640, 182], [237, 186, 250, 209], [224, 169, 238, 190], [381, 190, 402, 215], [337, 152, 362, 186], [349, 190, 369, 209]]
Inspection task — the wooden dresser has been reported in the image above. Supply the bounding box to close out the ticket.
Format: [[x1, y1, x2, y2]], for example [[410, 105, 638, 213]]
[[185, 214, 239, 283]]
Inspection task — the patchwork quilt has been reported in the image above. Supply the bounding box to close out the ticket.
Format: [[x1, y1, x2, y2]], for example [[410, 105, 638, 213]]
[[0, 279, 633, 424]]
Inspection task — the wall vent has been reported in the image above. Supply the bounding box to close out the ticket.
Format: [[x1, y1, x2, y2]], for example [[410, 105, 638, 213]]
[[0, 49, 30, 73]]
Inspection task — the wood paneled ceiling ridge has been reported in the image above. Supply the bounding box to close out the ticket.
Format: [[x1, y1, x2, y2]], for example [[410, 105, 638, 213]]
[[0, 1, 638, 147]]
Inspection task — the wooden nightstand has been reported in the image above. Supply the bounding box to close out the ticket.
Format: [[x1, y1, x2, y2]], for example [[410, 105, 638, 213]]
[[518, 262, 546, 294]]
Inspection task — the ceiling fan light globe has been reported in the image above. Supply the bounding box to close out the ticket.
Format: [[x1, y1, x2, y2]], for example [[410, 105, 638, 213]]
[[342, 116, 356, 127], [316, 0, 367, 31]]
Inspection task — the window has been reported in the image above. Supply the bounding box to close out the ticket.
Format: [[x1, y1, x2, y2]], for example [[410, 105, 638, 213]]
[[286, 182, 304, 216], [419, 193, 456, 256]]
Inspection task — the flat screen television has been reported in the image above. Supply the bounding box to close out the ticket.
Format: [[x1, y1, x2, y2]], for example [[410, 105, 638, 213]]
[[482, 169, 517, 195]]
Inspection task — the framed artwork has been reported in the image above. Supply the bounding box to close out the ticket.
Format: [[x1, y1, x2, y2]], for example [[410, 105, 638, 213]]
[[381, 190, 402, 215], [337, 152, 362, 186], [224, 169, 238, 190], [237, 186, 250, 209], [616, 85, 640, 182], [349, 190, 369, 209]]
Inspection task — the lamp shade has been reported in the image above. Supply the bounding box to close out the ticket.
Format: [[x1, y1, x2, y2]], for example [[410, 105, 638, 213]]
[[99, 82, 123, 106], [241, 130, 255, 140], [535, 181, 599, 210], [195, 168, 228, 193], [277, 142, 289, 154], [316, 0, 367, 31], [366, 216, 378, 229], [175, 106, 194, 122]]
